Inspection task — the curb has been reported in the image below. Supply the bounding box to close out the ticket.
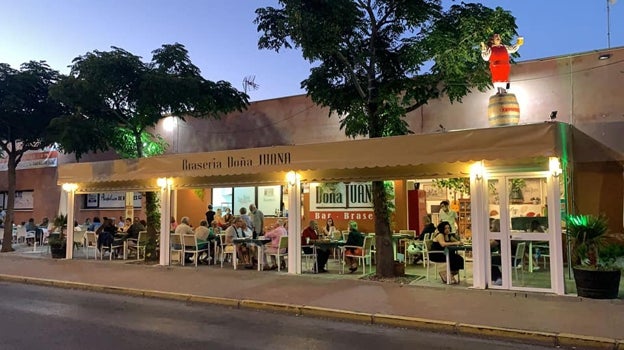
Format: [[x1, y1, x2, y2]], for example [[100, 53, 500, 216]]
[[0, 274, 621, 349]]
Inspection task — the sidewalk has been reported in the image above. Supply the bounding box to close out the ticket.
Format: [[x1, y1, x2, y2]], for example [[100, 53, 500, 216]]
[[0, 251, 622, 349]]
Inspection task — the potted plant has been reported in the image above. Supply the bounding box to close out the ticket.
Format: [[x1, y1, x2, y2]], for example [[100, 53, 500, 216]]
[[568, 214, 622, 299], [509, 178, 526, 204], [49, 214, 68, 259]]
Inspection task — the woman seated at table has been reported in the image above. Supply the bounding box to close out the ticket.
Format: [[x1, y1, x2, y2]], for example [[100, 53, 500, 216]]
[[322, 217, 338, 238], [344, 221, 365, 273], [431, 221, 464, 284], [264, 219, 287, 270]]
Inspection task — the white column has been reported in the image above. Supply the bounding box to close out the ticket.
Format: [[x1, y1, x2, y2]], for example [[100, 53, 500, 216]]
[[287, 176, 302, 274], [159, 182, 172, 266], [65, 188, 75, 260], [547, 174, 564, 295], [470, 171, 488, 289], [124, 191, 134, 220]]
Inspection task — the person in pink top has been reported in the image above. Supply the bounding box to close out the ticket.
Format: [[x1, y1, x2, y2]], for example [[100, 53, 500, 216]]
[[264, 219, 287, 270]]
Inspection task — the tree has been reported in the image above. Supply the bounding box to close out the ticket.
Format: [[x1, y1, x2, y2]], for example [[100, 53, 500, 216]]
[[255, 0, 518, 276], [0, 61, 64, 252], [51, 43, 249, 258]]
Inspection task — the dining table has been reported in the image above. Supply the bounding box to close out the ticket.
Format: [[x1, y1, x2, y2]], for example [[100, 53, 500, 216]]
[[233, 237, 271, 270]]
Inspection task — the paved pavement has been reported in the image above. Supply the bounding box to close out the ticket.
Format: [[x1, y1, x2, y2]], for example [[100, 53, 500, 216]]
[[0, 248, 622, 349]]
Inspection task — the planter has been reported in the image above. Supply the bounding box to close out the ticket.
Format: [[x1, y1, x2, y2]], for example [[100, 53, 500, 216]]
[[50, 243, 66, 259], [393, 260, 405, 276], [573, 267, 621, 299]]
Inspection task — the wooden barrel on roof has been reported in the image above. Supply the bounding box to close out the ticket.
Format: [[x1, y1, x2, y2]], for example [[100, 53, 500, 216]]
[[488, 93, 520, 127]]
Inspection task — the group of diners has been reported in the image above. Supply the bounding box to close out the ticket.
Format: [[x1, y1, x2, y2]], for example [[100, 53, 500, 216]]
[[93, 216, 146, 258]]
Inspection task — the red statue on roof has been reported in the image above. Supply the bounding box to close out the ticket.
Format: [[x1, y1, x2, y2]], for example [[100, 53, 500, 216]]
[[481, 34, 524, 94]]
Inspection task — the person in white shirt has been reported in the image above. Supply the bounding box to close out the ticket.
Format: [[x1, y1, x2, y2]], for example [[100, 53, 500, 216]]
[[438, 200, 459, 233]]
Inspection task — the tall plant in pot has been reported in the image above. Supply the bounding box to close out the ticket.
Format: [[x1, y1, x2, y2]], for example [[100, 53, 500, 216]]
[[48, 214, 68, 259], [568, 214, 622, 299]]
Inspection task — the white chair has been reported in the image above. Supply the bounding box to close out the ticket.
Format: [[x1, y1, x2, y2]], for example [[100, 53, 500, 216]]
[[84, 231, 98, 259], [25, 230, 36, 245], [72, 230, 85, 255], [219, 234, 235, 268], [423, 239, 445, 280], [301, 245, 318, 273], [170, 234, 184, 265], [99, 237, 124, 260], [512, 242, 526, 280], [341, 235, 373, 275], [265, 236, 288, 272], [127, 231, 148, 260], [182, 234, 209, 267]]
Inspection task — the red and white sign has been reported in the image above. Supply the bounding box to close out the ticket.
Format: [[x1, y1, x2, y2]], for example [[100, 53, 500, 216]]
[[310, 211, 375, 221], [0, 148, 58, 171]]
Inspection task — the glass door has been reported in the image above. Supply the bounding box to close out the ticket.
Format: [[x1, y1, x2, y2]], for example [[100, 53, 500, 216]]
[[486, 175, 553, 292]]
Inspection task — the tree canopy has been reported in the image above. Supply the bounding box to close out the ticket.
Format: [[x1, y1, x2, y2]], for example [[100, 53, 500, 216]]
[[256, 0, 518, 138], [255, 0, 519, 276], [50, 43, 249, 160], [0, 61, 64, 252]]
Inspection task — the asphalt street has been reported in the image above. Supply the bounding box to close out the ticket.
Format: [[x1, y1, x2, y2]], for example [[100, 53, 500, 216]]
[[0, 282, 555, 350]]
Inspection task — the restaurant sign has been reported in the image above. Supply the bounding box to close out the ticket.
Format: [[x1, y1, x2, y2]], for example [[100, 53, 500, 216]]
[[309, 182, 374, 210], [181, 151, 291, 171], [0, 148, 58, 171]]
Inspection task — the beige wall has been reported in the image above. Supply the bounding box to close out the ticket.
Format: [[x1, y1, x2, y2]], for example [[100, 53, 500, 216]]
[[2, 46, 621, 229]]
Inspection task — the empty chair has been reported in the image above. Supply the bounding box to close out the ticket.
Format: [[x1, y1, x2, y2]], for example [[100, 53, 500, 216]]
[[73, 230, 85, 254], [512, 242, 526, 280], [219, 233, 234, 268], [83, 231, 98, 259], [170, 234, 184, 265], [127, 231, 149, 260]]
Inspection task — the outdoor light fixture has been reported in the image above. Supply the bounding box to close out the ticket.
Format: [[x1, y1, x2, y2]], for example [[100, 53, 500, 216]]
[[471, 161, 485, 180], [61, 183, 78, 192], [163, 116, 177, 132], [157, 177, 173, 188], [598, 53, 611, 60], [549, 157, 562, 177], [286, 171, 299, 187]]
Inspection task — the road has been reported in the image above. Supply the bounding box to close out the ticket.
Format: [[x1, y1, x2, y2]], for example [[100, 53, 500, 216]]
[[0, 282, 552, 350]]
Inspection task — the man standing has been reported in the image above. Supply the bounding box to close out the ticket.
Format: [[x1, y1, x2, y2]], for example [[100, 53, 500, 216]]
[[205, 205, 216, 226], [249, 204, 264, 238], [301, 220, 330, 273], [438, 200, 459, 233]]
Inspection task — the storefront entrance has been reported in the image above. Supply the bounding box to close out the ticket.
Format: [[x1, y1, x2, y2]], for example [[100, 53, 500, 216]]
[[485, 174, 560, 293]]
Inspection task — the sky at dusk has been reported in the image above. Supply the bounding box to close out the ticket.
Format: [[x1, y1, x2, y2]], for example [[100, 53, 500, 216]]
[[1, 0, 622, 102]]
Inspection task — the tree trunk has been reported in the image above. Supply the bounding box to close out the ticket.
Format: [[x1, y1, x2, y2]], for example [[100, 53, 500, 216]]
[[1, 153, 17, 252], [372, 180, 394, 277]]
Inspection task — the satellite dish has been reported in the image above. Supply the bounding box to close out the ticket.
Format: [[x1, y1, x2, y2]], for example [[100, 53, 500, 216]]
[[242, 75, 260, 94]]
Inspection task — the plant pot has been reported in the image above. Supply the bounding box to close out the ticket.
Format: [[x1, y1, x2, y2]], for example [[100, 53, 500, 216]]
[[573, 267, 621, 299], [393, 260, 405, 276], [50, 243, 67, 259]]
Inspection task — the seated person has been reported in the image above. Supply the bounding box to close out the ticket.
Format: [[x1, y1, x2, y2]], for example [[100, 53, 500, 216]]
[[175, 217, 198, 263], [25, 218, 43, 246], [224, 218, 251, 267], [301, 220, 330, 273], [430, 221, 464, 284], [418, 214, 436, 240], [193, 220, 212, 264], [264, 219, 287, 270], [96, 218, 122, 257], [240, 220, 256, 268], [344, 221, 365, 273]]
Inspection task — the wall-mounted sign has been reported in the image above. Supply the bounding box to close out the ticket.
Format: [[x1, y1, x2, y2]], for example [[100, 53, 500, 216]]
[[309, 182, 374, 210]]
